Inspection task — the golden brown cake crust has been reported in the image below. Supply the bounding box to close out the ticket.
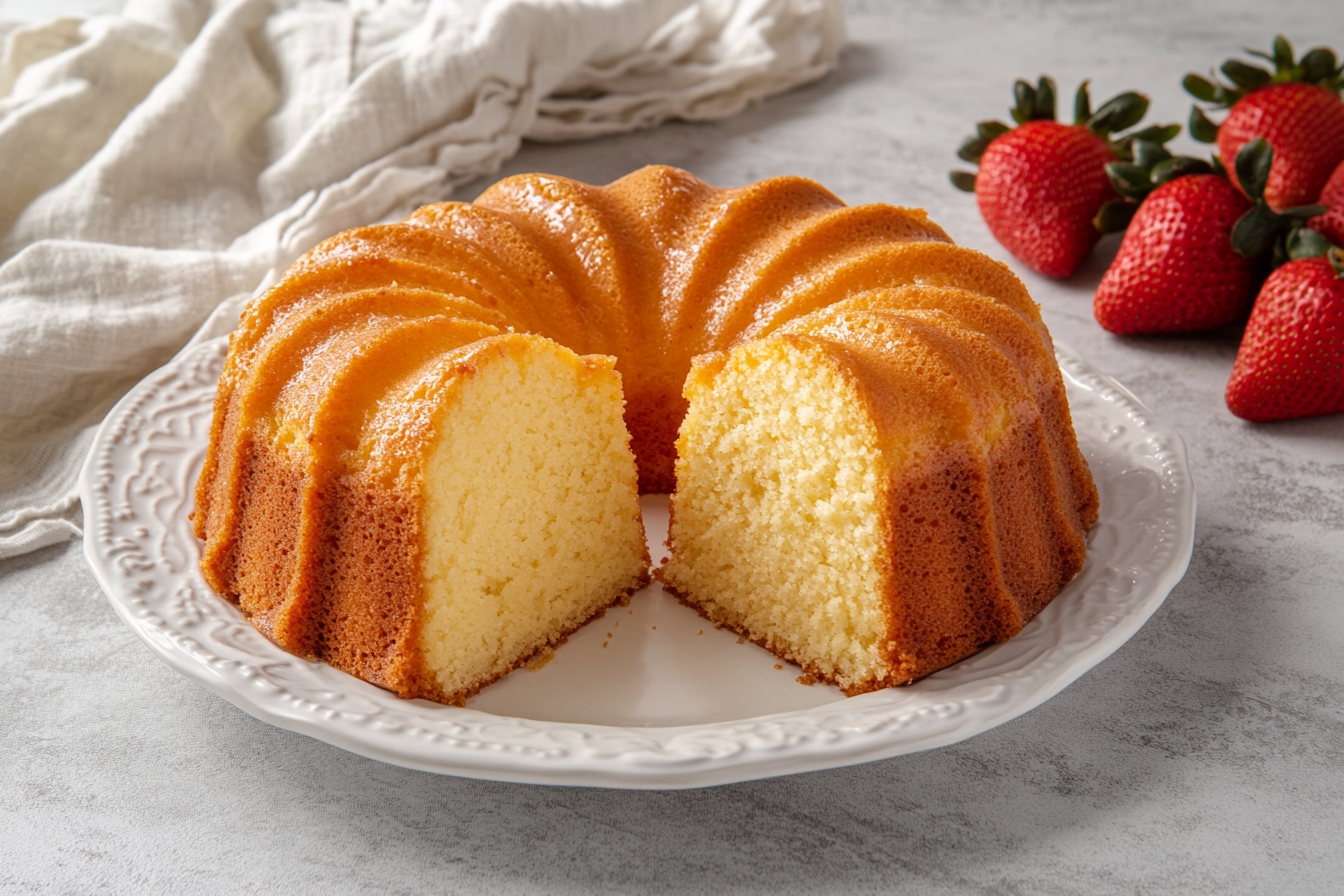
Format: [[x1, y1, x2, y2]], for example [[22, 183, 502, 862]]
[[197, 164, 1098, 704], [664, 287, 1095, 690]]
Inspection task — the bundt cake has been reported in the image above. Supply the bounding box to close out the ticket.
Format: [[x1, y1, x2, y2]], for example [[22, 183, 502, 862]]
[[194, 165, 1099, 705]]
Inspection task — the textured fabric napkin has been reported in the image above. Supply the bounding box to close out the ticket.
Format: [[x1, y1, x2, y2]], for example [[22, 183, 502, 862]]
[[0, 0, 844, 559]]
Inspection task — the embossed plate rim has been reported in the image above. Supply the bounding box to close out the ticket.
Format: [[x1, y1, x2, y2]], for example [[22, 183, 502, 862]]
[[80, 337, 1195, 789]]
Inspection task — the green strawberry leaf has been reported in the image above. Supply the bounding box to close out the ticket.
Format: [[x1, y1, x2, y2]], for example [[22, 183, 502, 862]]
[[1127, 123, 1182, 145], [957, 135, 990, 163], [1272, 35, 1296, 72], [1235, 138, 1273, 202], [1131, 139, 1171, 169], [1089, 91, 1149, 136], [1301, 48, 1340, 86], [976, 120, 1012, 142], [1204, 36, 1342, 95], [1183, 73, 1220, 102], [1221, 59, 1273, 90], [1278, 204, 1329, 219], [1093, 199, 1138, 234], [1073, 81, 1092, 125], [1188, 106, 1220, 143], [1033, 76, 1057, 121], [1183, 74, 1242, 106], [1012, 80, 1036, 124], [1105, 162, 1152, 199], [1150, 156, 1214, 185], [949, 171, 977, 193], [1286, 227, 1333, 259], [1231, 204, 1282, 257]]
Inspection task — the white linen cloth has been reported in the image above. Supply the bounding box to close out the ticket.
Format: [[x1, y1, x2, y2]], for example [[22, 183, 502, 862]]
[[0, 0, 844, 559]]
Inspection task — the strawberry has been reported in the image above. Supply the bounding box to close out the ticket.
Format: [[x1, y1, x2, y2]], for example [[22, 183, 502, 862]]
[[1093, 140, 1324, 335], [969, 121, 1115, 278], [1093, 174, 1255, 334], [1093, 134, 1217, 233], [952, 78, 1177, 278], [1226, 247, 1344, 422], [1305, 157, 1344, 245], [1186, 36, 1344, 211]]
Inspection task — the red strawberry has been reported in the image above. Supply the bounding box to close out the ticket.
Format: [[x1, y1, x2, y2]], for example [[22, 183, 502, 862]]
[[952, 78, 1176, 278], [1094, 174, 1255, 334], [1306, 157, 1344, 245], [1186, 36, 1344, 211], [1220, 83, 1344, 209], [1094, 139, 1326, 336], [973, 121, 1116, 277], [1226, 249, 1344, 422]]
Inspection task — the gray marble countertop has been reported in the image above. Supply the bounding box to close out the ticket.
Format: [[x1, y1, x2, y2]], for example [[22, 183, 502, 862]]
[[4, 1, 1342, 893]]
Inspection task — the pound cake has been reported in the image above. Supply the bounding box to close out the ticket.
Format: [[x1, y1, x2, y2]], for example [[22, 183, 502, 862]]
[[194, 165, 1099, 704]]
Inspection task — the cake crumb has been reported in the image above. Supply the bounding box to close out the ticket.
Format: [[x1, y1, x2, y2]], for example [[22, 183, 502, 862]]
[[774, 664, 783, 670], [736, 635, 746, 645], [697, 630, 703, 636], [651, 625, 657, 630], [796, 673, 818, 686], [602, 642, 608, 649], [525, 647, 555, 671], [660, 556, 669, 564], [606, 633, 612, 638]]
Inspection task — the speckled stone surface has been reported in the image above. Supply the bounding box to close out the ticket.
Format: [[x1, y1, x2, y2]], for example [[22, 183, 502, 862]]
[[3, 1, 1343, 893]]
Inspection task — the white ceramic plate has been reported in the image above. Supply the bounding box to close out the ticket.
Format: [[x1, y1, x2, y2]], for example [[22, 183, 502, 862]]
[[80, 338, 1194, 789]]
